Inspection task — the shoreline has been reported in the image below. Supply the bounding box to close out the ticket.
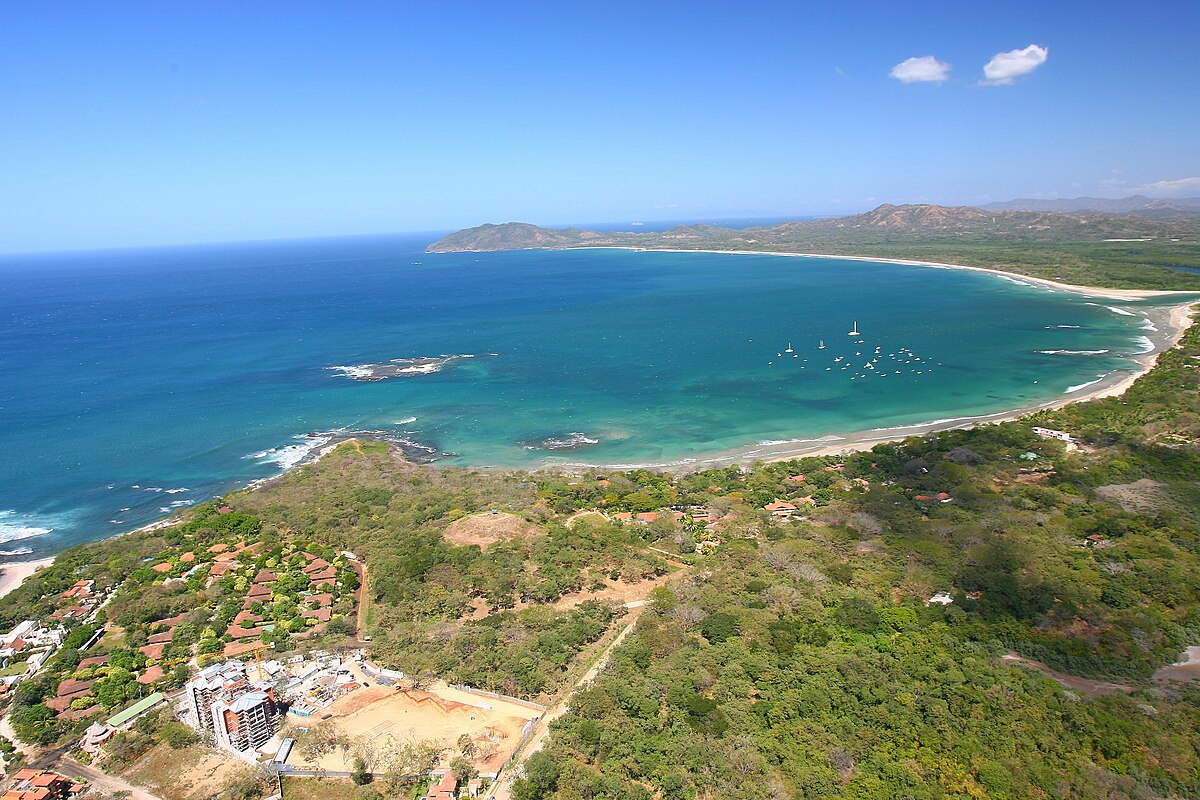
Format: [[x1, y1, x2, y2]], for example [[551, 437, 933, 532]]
[[542, 299, 1194, 473], [519, 248, 1196, 472], [578, 246, 1200, 301], [0, 557, 56, 600]]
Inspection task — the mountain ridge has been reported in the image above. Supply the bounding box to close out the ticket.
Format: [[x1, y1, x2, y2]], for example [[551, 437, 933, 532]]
[[428, 203, 1200, 253]]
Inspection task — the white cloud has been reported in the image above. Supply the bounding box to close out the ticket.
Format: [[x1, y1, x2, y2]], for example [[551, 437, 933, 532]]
[[889, 55, 951, 84], [1137, 176, 1200, 196], [981, 44, 1049, 85]]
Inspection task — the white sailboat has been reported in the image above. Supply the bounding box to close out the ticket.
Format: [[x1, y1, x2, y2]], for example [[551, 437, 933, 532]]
[[818, 340, 826, 350], [785, 343, 794, 353], [848, 321, 861, 337]]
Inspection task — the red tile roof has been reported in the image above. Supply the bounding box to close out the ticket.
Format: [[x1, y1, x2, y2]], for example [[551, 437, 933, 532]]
[[139, 642, 167, 661], [136, 666, 164, 685]]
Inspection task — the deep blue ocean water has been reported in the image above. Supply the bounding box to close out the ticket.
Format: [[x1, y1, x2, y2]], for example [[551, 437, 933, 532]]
[[0, 234, 1167, 556]]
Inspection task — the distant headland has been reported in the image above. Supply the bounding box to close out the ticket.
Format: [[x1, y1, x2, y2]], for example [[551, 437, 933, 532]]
[[428, 200, 1200, 291]]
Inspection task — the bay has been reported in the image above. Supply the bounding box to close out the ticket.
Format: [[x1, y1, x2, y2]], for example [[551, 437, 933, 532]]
[[0, 234, 1163, 555]]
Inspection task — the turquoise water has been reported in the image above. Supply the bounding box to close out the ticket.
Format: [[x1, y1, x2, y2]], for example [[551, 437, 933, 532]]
[[0, 234, 1169, 555]]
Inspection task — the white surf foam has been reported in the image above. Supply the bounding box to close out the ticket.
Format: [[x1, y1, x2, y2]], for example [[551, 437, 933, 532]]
[[395, 417, 418, 425], [247, 432, 336, 470], [328, 353, 481, 381], [1106, 305, 1139, 316], [0, 511, 53, 544], [0, 548, 34, 557], [1036, 349, 1111, 356], [1131, 336, 1155, 354], [757, 435, 847, 446], [1140, 318, 1159, 332], [1065, 375, 1107, 393]]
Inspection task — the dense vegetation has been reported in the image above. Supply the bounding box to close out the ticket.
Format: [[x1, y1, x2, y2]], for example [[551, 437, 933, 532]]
[[509, 315, 1200, 799]]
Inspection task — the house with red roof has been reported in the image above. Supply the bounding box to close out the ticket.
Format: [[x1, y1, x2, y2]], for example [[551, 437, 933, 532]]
[[764, 501, 798, 517], [4, 768, 83, 799], [421, 771, 458, 800]]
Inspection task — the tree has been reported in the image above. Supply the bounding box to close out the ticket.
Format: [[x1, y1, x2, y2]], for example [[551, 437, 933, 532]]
[[9, 704, 61, 746], [513, 752, 560, 800], [700, 612, 738, 644]]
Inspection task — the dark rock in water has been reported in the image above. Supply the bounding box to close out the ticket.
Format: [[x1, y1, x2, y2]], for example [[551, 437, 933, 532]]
[[327, 354, 476, 382], [521, 432, 600, 451]]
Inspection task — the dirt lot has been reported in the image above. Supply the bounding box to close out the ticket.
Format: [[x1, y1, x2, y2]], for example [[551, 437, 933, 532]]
[[444, 512, 542, 549], [1096, 478, 1169, 513], [123, 743, 245, 800], [287, 680, 539, 776]]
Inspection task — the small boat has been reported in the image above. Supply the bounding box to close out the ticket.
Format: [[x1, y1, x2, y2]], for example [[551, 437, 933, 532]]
[[818, 340, 826, 350], [785, 343, 794, 353], [848, 321, 861, 337]]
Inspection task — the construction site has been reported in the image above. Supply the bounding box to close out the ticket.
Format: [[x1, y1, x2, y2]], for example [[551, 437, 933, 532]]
[[282, 673, 542, 779]]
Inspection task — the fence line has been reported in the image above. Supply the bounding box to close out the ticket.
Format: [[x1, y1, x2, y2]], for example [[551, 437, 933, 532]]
[[447, 683, 548, 712]]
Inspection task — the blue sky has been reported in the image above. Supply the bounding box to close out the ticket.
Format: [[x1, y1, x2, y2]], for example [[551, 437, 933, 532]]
[[2, 1, 1198, 252]]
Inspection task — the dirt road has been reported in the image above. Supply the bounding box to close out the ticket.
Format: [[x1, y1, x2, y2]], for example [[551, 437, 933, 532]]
[[487, 605, 650, 800]]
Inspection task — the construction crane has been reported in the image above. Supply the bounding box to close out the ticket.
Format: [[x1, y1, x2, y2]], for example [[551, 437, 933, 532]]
[[239, 642, 272, 681]]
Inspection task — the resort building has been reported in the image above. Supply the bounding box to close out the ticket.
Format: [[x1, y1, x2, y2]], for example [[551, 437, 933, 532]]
[[213, 690, 279, 752], [185, 660, 280, 753], [764, 501, 798, 517], [79, 721, 112, 755]]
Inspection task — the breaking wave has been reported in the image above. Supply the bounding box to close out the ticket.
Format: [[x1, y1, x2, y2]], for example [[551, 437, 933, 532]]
[[0, 510, 54, 545], [1065, 376, 1108, 393], [1130, 336, 1155, 354], [1037, 349, 1111, 356]]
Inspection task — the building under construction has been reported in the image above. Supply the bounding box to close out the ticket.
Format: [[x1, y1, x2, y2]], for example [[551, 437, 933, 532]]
[[184, 659, 280, 753]]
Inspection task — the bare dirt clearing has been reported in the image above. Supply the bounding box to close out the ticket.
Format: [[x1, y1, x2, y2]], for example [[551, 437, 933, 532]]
[[1000, 653, 1134, 696], [287, 680, 539, 776], [1096, 478, 1169, 513], [444, 512, 543, 549], [123, 743, 244, 800]]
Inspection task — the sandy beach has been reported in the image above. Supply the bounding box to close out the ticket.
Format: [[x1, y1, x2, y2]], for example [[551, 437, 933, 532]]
[[0, 557, 55, 600]]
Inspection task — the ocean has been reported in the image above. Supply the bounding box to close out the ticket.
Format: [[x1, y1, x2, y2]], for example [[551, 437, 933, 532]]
[[0, 233, 1170, 557]]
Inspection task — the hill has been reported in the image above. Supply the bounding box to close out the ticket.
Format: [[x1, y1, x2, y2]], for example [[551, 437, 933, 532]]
[[428, 204, 1200, 254], [981, 194, 1200, 216], [428, 204, 1200, 289]]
